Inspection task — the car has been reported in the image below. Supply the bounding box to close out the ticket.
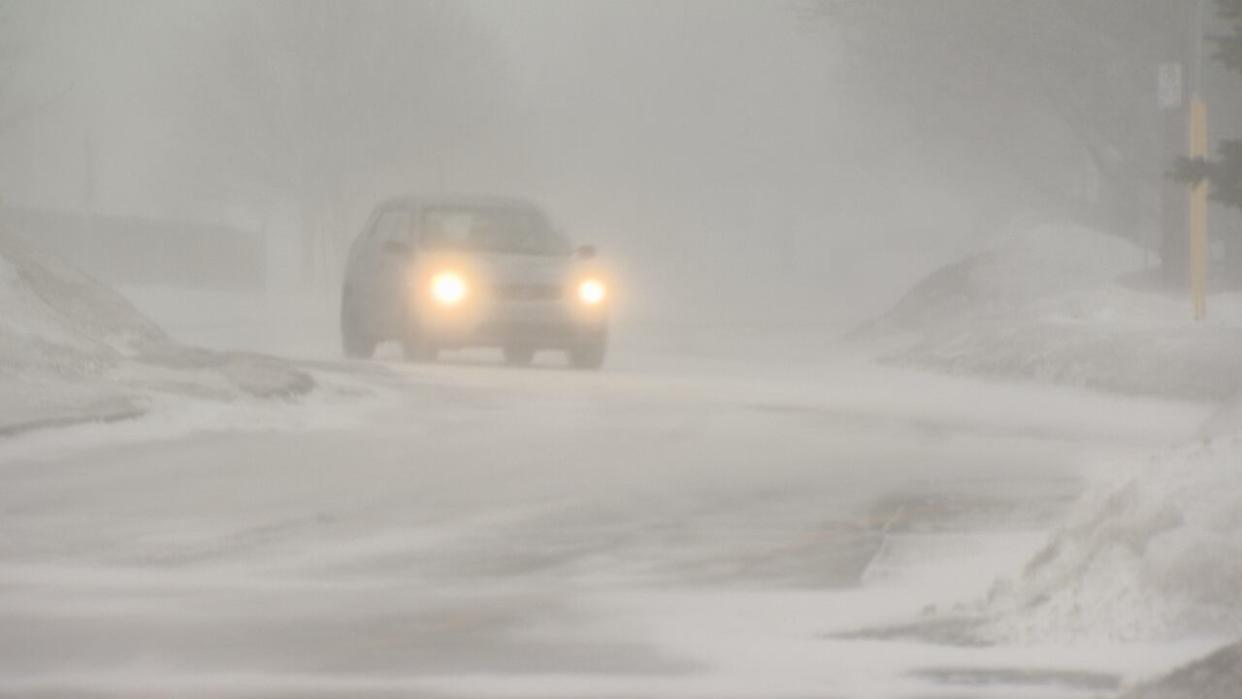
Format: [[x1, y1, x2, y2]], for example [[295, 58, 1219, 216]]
[[340, 195, 609, 369]]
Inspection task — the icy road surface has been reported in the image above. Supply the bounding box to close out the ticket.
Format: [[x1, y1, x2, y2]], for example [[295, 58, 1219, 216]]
[[0, 350, 1221, 698]]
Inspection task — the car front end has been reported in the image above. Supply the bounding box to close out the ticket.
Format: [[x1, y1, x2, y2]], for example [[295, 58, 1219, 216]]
[[406, 252, 610, 366]]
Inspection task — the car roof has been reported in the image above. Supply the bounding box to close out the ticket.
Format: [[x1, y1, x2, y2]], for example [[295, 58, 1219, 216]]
[[379, 194, 541, 213]]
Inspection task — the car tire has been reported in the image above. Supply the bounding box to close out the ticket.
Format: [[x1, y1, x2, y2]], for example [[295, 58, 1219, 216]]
[[341, 290, 376, 359], [503, 345, 536, 367], [568, 341, 606, 370], [401, 324, 438, 363]]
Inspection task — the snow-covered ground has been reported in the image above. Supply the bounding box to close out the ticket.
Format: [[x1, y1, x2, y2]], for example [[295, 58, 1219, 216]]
[[1119, 638, 1242, 699], [847, 222, 1242, 693], [0, 336, 1225, 698], [3, 226, 1241, 697], [862, 222, 1242, 400], [982, 419, 1242, 644], [0, 231, 314, 436]]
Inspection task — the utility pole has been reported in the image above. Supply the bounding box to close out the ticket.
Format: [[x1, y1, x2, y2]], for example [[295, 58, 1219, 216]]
[[1159, 0, 1210, 320], [1189, 0, 1209, 320], [1158, 3, 1191, 288]]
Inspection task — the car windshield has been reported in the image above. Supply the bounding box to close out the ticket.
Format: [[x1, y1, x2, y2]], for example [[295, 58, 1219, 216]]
[[420, 206, 571, 256]]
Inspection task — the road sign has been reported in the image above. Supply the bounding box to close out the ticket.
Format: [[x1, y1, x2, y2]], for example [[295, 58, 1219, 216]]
[[1159, 62, 1184, 110]]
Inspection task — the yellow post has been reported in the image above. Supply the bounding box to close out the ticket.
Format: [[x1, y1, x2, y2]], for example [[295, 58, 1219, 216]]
[[1189, 97, 1208, 320]]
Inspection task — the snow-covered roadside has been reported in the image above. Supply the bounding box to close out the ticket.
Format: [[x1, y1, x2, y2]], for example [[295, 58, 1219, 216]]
[[1, 344, 1214, 699], [849, 223, 1242, 693], [1119, 639, 1242, 699], [951, 393, 1242, 697], [118, 283, 339, 360], [859, 222, 1242, 400], [981, 429, 1242, 644], [0, 230, 316, 436]]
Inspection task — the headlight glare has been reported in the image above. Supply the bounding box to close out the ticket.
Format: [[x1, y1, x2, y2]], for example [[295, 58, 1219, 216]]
[[578, 278, 607, 305], [430, 271, 468, 305]]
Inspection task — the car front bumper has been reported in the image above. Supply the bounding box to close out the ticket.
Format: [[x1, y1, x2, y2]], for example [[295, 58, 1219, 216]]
[[416, 299, 608, 350]]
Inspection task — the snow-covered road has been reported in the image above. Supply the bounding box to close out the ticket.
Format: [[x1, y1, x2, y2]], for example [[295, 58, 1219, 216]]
[[0, 351, 1221, 698]]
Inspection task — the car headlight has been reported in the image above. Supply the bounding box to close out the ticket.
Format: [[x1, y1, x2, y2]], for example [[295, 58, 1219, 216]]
[[578, 278, 607, 305], [430, 271, 468, 305]]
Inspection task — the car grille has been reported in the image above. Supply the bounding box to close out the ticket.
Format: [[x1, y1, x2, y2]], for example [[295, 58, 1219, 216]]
[[492, 283, 563, 301]]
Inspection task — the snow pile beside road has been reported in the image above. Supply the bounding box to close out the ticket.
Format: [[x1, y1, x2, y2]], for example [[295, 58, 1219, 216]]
[[1118, 639, 1242, 699], [0, 233, 165, 377], [864, 222, 1242, 399], [0, 230, 313, 434], [981, 405, 1242, 643], [881, 222, 1146, 330]]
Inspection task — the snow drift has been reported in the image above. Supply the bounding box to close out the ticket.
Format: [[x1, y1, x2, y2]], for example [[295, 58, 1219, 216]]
[[862, 222, 1242, 399], [980, 395, 1242, 644], [1118, 639, 1242, 699], [0, 230, 313, 434], [0, 230, 166, 377]]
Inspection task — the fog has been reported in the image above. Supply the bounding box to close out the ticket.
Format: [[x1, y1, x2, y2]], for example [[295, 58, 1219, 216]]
[[2, 2, 1241, 698], [0, 0, 1042, 333]]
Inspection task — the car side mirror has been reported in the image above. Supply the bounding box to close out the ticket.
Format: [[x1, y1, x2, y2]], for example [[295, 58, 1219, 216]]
[[383, 240, 411, 256], [575, 245, 597, 260]]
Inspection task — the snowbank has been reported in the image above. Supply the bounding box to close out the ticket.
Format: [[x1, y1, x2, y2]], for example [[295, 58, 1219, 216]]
[[980, 403, 1242, 644], [0, 232, 164, 377], [882, 222, 1148, 329], [864, 222, 1242, 399], [1119, 639, 1242, 699], [0, 230, 313, 435]]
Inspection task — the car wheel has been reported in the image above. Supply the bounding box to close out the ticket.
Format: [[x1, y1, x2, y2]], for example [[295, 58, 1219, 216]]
[[568, 341, 606, 370], [340, 290, 376, 359], [503, 345, 536, 367], [401, 325, 438, 363]]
